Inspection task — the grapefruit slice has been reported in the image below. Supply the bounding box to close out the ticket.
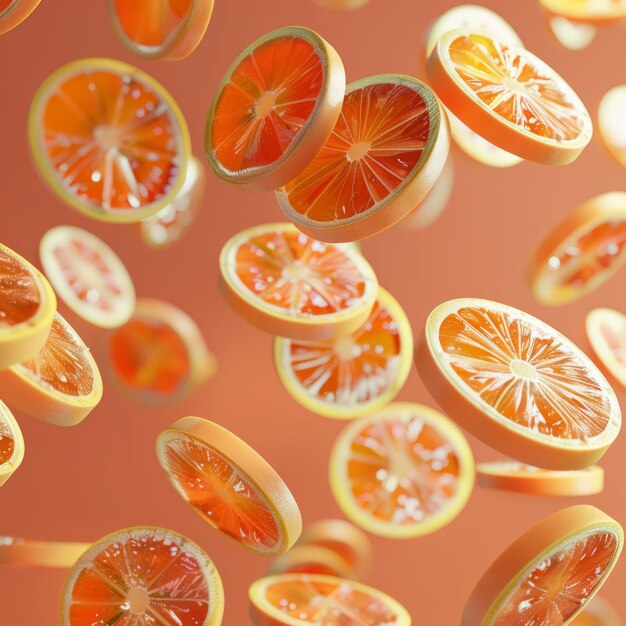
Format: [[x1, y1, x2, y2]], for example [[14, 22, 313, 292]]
[[219, 223, 378, 341], [60, 526, 224, 626], [276, 74, 450, 242], [157, 416, 302, 555], [0, 536, 91, 568], [598, 85, 626, 169], [540, 0, 626, 24], [249, 574, 411, 626], [329, 402, 474, 538], [0, 313, 103, 427], [205, 26, 346, 192], [40, 225, 135, 328], [29, 58, 191, 223], [108, 0, 214, 61], [416, 298, 621, 470], [530, 193, 626, 306], [268, 545, 355, 579], [571, 597, 621, 626], [426, 30, 593, 164], [0, 402, 24, 487], [274, 287, 412, 419], [586, 307, 626, 388], [0, 0, 40, 35], [463, 505, 623, 625], [549, 15, 597, 50]]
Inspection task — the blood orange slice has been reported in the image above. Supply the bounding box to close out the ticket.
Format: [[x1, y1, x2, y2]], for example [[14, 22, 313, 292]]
[[60, 526, 224, 626], [329, 402, 474, 538], [205, 26, 345, 192], [0, 402, 24, 487], [276, 75, 450, 242], [586, 307, 626, 388], [571, 597, 621, 626], [0, 536, 91, 568], [540, 0, 626, 24], [268, 545, 355, 579], [598, 85, 626, 169], [29, 58, 190, 223], [0, 0, 40, 35], [463, 506, 623, 625], [157, 416, 302, 555]]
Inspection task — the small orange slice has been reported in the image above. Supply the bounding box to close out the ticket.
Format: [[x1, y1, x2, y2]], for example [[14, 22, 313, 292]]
[[205, 26, 346, 192], [598, 85, 626, 169], [540, 0, 626, 24], [548, 15, 598, 50], [29, 58, 191, 223], [530, 193, 626, 305], [157, 416, 302, 555], [276, 74, 450, 242], [0, 536, 91, 568], [0, 402, 24, 487], [60, 526, 224, 626], [0, 0, 40, 35], [571, 597, 621, 626], [463, 505, 623, 625], [268, 545, 355, 579], [586, 307, 626, 388], [427, 30, 593, 165], [219, 223, 378, 341], [108, 0, 214, 61]]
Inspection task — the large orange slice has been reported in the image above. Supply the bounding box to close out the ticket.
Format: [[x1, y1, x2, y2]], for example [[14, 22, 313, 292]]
[[598, 85, 626, 169], [540, 0, 626, 24], [586, 307, 626, 388], [427, 30, 593, 164], [157, 416, 302, 555], [0, 402, 24, 487], [60, 526, 224, 626], [571, 597, 621, 626], [0, 0, 40, 35], [416, 298, 621, 470], [329, 402, 474, 538], [0, 536, 91, 568], [463, 506, 623, 625], [276, 75, 450, 242], [29, 58, 191, 223], [219, 223, 378, 341], [205, 26, 346, 192], [268, 545, 356, 579]]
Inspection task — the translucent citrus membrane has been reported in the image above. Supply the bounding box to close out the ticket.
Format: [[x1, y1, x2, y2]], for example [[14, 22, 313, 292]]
[[0, 419, 15, 465], [0, 247, 41, 329], [599, 86, 626, 168], [160, 434, 280, 551], [211, 35, 323, 174], [549, 16, 597, 50], [281, 82, 430, 222], [438, 306, 611, 439]]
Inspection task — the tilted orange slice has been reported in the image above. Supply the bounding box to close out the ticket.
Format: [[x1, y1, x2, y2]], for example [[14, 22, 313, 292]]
[[268, 545, 356, 579], [157, 416, 302, 555], [598, 85, 626, 169], [540, 0, 626, 24], [276, 75, 450, 242], [571, 597, 621, 626], [205, 26, 345, 192], [463, 506, 623, 625], [415, 298, 621, 470], [0, 403, 24, 487], [29, 58, 191, 223], [0, 536, 91, 568], [0, 0, 40, 35], [586, 307, 626, 388]]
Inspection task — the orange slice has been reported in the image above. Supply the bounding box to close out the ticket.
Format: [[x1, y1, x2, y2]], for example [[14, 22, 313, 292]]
[[108, 0, 214, 61], [108, 298, 215, 403], [463, 505, 623, 625], [0, 0, 40, 35], [329, 402, 474, 538], [0, 402, 24, 487], [0, 536, 91, 568], [530, 193, 626, 306], [0, 243, 56, 370], [586, 307, 626, 388], [205, 26, 346, 192], [415, 298, 622, 470], [157, 416, 302, 555], [219, 223, 378, 341], [274, 287, 412, 419], [0, 313, 103, 427], [476, 461, 604, 496], [314, 0, 370, 9], [571, 597, 621, 626], [276, 75, 450, 242], [60, 526, 224, 626], [40, 225, 135, 328], [598, 85, 626, 169], [426, 30, 593, 165], [268, 545, 355, 579], [540, 0, 626, 24], [29, 58, 191, 223], [548, 15, 598, 50]]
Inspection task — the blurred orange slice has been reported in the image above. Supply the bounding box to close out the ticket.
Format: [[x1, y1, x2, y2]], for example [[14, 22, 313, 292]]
[[0, 0, 40, 35], [540, 0, 626, 24], [0, 536, 90, 568], [572, 597, 621, 626], [598, 85, 626, 169], [0, 403, 24, 487], [314, 0, 370, 9], [548, 15, 597, 49], [268, 545, 355, 579], [586, 307, 626, 388]]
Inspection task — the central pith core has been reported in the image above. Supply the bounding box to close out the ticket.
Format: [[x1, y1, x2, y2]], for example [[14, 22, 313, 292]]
[[126, 587, 149, 615], [255, 92, 277, 118], [94, 125, 122, 150], [334, 336, 361, 362], [347, 142, 371, 163], [510, 359, 538, 381]]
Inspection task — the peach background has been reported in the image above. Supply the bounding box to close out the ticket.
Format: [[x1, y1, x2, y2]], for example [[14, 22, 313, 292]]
[[1, 0, 626, 623]]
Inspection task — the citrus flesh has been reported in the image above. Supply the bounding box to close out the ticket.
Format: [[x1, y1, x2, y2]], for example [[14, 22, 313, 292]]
[[0, 536, 91, 568], [0, 0, 40, 35], [571, 596, 621, 626], [598, 85, 626, 169], [0, 403, 23, 487], [586, 308, 626, 387], [540, 0, 626, 23]]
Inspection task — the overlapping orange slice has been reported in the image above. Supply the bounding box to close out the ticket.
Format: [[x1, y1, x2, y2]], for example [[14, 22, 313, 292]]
[[0, 0, 40, 35], [0, 403, 24, 487]]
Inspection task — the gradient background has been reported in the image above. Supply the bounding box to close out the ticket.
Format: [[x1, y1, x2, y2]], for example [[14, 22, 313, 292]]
[[1, 0, 625, 623]]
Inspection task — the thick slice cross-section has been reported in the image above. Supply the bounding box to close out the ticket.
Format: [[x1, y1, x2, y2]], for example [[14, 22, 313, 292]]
[[0, 402, 24, 487]]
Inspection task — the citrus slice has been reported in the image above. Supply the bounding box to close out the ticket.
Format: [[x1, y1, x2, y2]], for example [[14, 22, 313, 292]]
[[249, 574, 411, 626], [29, 58, 191, 223], [268, 545, 355, 579], [571, 597, 621, 626], [426, 30, 593, 165], [0, 536, 91, 568], [0, 402, 24, 487], [539, 0, 626, 24], [529, 193, 626, 306], [0, 312, 103, 427], [60, 526, 224, 626], [108, 0, 214, 61], [40, 225, 135, 328], [157, 416, 302, 555], [274, 287, 412, 419], [549, 15, 598, 50], [0, 243, 56, 370], [598, 85, 626, 169], [463, 505, 623, 625], [586, 307, 626, 387], [219, 223, 378, 341], [329, 402, 474, 539], [415, 298, 622, 470], [476, 461, 604, 496], [205, 26, 346, 192], [0, 0, 40, 35], [108, 299, 215, 403], [276, 74, 450, 242], [314, 0, 369, 9]]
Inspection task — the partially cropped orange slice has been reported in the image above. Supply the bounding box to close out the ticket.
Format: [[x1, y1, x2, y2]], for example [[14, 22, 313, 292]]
[[277, 75, 450, 242], [571, 597, 621, 626], [416, 298, 622, 470], [598, 85, 626, 169], [0, 536, 91, 568], [0, 402, 24, 487], [314, 0, 370, 9], [268, 545, 355, 579], [29, 58, 190, 223], [548, 15, 598, 50], [463, 506, 623, 625], [586, 307, 626, 388], [60, 526, 224, 626], [157, 416, 302, 555], [427, 30, 593, 165], [205, 26, 346, 192], [0, 0, 40, 35], [540, 0, 626, 24]]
